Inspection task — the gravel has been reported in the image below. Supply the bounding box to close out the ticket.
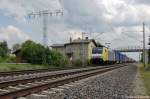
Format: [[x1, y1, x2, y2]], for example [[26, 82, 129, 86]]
[[25, 64, 138, 99], [62, 64, 137, 99]]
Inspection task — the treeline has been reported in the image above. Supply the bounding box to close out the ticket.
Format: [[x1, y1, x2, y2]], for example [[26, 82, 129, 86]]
[[0, 41, 15, 63], [0, 41, 9, 57], [0, 40, 68, 67]]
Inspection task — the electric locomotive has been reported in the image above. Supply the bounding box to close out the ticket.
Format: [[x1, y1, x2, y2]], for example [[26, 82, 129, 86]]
[[91, 47, 133, 64], [91, 47, 109, 64]]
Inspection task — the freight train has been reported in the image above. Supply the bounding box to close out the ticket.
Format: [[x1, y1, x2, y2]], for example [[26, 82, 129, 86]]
[[91, 47, 135, 64]]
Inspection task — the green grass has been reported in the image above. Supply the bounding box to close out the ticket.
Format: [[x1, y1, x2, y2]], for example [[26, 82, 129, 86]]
[[0, 63, 79, 72], [140, 64, 150, 95], [0, 63, 47, 71]]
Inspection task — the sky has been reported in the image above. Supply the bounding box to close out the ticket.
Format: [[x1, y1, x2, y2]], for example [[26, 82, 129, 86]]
[[0, 0, 150, 60]]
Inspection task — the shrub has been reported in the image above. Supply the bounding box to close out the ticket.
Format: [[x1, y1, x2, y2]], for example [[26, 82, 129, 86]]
[[145, 64, 150, 71], [21, 40, 45, 64], [0, 56, 2, 62], [72, 59, 82, 66], [3, 56, 16, 63], [20, 40, 69, 66], [0, 56, 16, 63], [47, 50, 69, 67], [72, 59, 93, 67], [86, 59, 92, 66]]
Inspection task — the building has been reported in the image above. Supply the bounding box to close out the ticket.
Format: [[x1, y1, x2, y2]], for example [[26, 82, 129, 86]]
[[12, 49, 23, 63], [51, 44, 65, 55], [51, 37, 97, 62], [12, 49, 28, 63]]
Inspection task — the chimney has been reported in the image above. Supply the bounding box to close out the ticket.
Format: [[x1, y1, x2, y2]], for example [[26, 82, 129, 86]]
[[70, 37, 72, 43], [85, 37, 88, 40]]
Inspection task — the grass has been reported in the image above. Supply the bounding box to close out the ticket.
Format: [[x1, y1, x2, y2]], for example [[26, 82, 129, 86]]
[[0, 63, 48, 71], [0, 63, 80, 72], [140, 64, 150, 95]]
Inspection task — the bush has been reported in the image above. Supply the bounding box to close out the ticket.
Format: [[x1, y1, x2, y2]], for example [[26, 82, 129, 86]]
[[0, 56, 16, 63], [72, 59, 93, 67], [47, 50, 69, 67], [0, 56, 2, 62], [72, 59, 82, 66], [20, 40, 69, 67], [3, 56, 16, 63], [21, 40, 45, 64], [145, 64, 150, 71], [86, 59, 92, 66]]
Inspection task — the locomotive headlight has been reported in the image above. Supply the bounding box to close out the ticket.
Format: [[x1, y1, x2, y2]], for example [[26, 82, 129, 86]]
[[99, 54, 103, 58]]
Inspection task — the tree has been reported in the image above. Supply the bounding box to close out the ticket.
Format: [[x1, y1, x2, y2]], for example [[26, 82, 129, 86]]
[[0, 41, 9, 57], [21, 40, 45, 64], [20, 40, 68, 66]]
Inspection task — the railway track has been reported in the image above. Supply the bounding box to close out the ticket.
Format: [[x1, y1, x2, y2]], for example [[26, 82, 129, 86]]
[[0, 65, 111, 77], [0, 64, 126, 99], [0, 67, 83, 77], [0, 66, 106, 82], [0, 64, 123, 82]]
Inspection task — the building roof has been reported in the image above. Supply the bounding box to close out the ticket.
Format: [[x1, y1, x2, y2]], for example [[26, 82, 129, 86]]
[[65, 39, 97, 46], [51, 44, 65, 47], [51, 39, 97, 48], [12, 49, 21, 54]]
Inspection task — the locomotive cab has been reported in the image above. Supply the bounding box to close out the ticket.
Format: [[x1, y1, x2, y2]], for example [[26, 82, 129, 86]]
[[91, 47, 109, 64]]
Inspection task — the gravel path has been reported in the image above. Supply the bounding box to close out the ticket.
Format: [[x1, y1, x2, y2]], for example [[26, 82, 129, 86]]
[[23, 64, 139, 99]]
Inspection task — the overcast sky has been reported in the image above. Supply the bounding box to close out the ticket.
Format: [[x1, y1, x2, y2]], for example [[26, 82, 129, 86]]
[[0, 0, 150, 60]]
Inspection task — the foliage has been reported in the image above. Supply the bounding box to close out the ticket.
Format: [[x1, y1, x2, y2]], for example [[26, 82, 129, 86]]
[[21, 40, 45, 64], [48, 50, 68, 67], [0, 56, 16, 63], [140, 65, 150, 95], [0, 41, 9, 57], [20, 40, 68, 66], [86, 59, 92, 65], [72, 59, 82, 66], [145, 64, 150, 71], [72, 59, 92, 66]]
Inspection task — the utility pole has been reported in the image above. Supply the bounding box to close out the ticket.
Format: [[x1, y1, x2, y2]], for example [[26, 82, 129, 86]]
[[82, 32, 85, 67], [28, 10, 63, 65], [143, 22, 146, 67], [28, 10, 63, 47], [81, 32, 88, 66], [148, 36, 150, 64]]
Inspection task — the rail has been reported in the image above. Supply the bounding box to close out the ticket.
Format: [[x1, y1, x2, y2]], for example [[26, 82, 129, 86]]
[[0, 64, 126, 99]]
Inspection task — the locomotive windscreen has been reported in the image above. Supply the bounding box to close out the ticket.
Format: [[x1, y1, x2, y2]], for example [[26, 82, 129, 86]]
[[92, 48, 103, 54]]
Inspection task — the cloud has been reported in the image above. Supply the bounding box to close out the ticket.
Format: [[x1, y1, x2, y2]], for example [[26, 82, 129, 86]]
[[0, 25, 30, 47], [0, 0, 150, 60], [133, 0, 150, 4], [0, 0, 62, 22], [1, 0, 150, 30]]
